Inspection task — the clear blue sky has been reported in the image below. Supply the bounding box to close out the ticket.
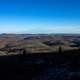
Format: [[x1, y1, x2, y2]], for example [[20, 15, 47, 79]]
[[0, 0, 80, 33]]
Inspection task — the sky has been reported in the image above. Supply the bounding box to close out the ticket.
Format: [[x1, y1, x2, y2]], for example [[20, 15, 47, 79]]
[[0, 0, 80, 34]]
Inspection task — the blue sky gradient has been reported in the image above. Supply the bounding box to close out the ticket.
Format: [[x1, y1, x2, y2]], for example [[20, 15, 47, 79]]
[[0, 0, 80, 33]]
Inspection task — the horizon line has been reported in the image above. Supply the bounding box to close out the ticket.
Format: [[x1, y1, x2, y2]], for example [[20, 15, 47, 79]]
[[0, 33, 80, 35]]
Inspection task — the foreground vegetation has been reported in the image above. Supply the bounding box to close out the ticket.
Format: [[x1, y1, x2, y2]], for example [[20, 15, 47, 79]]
[[0, 49, 80, 80]]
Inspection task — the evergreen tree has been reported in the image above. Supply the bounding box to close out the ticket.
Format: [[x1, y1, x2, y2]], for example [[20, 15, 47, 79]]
[[22, 49, 27, 56], [58, 46, 62, 53]]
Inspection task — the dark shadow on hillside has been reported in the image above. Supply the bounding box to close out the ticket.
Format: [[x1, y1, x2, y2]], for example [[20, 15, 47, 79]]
[[0, 49, 80, 80]]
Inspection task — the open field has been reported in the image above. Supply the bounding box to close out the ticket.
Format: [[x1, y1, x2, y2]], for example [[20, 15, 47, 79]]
[[0, 34, 80, 55]]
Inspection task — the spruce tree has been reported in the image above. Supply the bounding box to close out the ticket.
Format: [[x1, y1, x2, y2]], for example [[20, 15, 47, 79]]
[[58, 46, 62, 53]]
